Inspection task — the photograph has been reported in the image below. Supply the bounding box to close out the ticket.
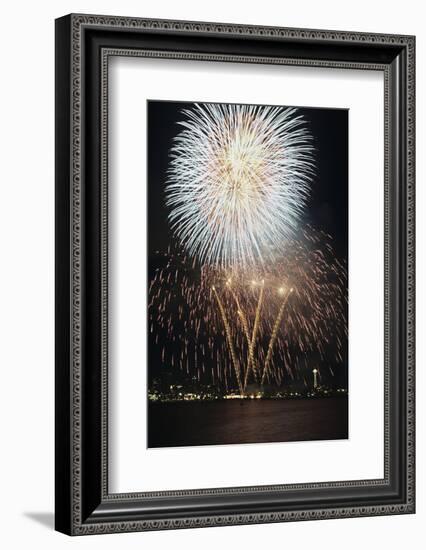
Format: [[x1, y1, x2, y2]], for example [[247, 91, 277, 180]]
[[0, 0, 418, 545], [147, 100, 349, 448]]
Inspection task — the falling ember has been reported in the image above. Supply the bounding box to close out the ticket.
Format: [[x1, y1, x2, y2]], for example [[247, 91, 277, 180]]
[[166, 103, 315, 269], [148, 227, 347, 393]]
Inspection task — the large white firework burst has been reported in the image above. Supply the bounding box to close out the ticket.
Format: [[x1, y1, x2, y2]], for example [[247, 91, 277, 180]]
[[166, 103, 315, 268]]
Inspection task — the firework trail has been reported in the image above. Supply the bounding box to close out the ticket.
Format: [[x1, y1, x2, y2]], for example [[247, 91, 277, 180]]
[[166, 103, 315, 269], [247, 279, 264, 385], [261, 287, 293, 385], [148, 228, 347, 393], [212, 285, 243, 394], [226, 280, 257, 385]]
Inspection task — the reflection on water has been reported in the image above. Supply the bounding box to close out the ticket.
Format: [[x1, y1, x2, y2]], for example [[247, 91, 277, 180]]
[[148, 396, 348, 448]]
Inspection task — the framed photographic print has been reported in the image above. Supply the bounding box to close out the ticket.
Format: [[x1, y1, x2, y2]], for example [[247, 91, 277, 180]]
[[55, 14, 415, 535]]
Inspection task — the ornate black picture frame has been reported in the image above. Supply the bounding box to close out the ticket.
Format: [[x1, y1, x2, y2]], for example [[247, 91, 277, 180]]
[[55, 13, 415, 535]]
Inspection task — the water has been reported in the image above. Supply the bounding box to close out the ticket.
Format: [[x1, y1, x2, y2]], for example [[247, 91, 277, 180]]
[[148, 396, 348, 448]]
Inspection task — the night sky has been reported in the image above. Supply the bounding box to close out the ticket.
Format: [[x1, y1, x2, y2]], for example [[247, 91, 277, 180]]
[[147, 100, 348, 389]]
